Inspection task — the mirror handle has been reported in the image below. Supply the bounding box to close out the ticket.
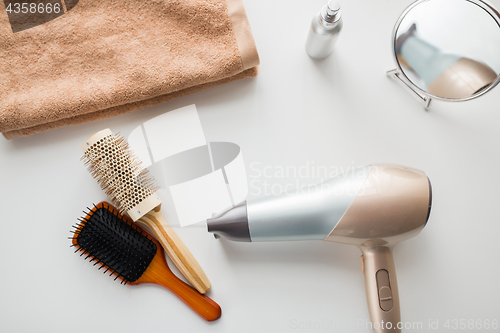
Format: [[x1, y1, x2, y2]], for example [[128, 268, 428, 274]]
[[387, 69, 432, 110]]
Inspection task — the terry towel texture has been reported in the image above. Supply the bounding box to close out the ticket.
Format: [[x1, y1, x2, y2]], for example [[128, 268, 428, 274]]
[[0, 0, 259, 139]]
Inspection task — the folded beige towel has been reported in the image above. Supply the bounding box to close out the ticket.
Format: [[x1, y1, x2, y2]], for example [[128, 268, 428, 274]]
[[0, 0, 259, 139]]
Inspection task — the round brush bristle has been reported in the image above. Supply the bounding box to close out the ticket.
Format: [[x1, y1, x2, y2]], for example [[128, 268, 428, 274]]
[[81, 132, 160, 216], [71, 203, 157, 284]]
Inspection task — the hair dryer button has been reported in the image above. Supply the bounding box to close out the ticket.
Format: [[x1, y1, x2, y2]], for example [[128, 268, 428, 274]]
[[376, 269, 394, 311], [378, 286, 394, 311]]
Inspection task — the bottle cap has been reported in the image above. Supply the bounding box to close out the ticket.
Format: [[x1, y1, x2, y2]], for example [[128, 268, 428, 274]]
[[327, 0, 341, 15], [322, 0, 342, 23]]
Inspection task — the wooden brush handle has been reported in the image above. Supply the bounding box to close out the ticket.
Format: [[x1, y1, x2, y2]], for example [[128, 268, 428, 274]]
[[140, 249, 221, 321], [155, 269, 221, 321], [138, 207, 212, 294]]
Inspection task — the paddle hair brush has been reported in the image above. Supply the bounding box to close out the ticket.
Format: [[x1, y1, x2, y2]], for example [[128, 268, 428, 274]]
[[80, 128, 210, 294], [70, 202, 221, 321]]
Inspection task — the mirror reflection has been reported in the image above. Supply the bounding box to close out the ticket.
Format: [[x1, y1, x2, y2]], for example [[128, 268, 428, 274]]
[[394, 0, 500, 100]]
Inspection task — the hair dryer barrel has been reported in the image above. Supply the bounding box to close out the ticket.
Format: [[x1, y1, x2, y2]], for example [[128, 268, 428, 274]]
[[208, 165, 372, 241]]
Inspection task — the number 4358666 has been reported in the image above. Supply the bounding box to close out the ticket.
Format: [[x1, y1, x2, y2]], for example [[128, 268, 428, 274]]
[[444, 319, 498, 330], [6, 2, 61, 14]]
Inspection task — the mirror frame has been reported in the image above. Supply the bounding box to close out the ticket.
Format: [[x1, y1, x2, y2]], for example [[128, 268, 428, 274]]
[[387, 0, 500, 110]]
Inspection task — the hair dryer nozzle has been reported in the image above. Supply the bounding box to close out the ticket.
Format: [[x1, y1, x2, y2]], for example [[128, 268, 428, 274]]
[[207, 201, 251, 242]]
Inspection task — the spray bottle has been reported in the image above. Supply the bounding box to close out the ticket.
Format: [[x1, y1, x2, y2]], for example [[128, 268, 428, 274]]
[[305, 0, 343, 59]]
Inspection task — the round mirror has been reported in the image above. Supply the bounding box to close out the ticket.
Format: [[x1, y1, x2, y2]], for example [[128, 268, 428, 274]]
[[388, 0, 500, 108]]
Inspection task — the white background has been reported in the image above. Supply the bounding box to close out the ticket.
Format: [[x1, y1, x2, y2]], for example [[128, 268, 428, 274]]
[[1, 0, 500, 332]]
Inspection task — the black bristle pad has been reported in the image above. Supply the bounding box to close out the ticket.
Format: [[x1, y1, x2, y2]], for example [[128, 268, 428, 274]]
[[73, 207, 157, 283]]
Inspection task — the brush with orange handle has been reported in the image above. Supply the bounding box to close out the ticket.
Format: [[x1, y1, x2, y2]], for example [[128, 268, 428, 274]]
[[70, 202, 221, 321]]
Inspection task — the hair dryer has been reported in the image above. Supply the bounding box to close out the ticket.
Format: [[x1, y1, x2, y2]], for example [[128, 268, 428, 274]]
[[207, 164, 432, 333]]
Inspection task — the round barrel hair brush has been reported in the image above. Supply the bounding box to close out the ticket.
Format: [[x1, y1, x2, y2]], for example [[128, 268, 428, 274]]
[[80, 128, 211, 294], [70, 202, 221, 321]]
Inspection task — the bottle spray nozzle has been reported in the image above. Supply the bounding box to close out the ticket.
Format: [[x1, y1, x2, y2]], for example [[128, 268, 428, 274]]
[[323, 0, 341, 23]]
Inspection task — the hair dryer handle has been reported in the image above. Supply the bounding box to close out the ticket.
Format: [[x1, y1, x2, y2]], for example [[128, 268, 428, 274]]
[[360, 246, 401, 333]]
